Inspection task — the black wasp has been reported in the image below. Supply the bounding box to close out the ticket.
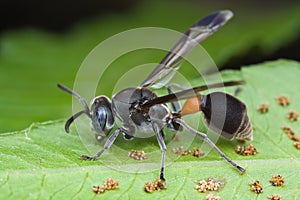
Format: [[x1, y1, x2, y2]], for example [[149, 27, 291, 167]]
[[58, 10, 252, 181]]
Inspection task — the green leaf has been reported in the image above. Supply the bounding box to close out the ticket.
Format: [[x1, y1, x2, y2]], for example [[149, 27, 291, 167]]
[[1, 60, 300, 199]]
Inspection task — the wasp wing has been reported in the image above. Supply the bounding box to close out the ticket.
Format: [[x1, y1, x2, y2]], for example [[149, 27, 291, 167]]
[[140, 10, 233, 89], [141, 81, 244, 109]]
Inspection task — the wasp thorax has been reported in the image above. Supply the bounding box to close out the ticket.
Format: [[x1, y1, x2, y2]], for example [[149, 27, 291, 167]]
[[201, 92, 253, 141], [91, 96, 115, 135]]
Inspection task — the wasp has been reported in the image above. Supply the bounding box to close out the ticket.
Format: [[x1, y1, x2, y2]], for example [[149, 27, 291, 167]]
[[58, 10, 252, 181]]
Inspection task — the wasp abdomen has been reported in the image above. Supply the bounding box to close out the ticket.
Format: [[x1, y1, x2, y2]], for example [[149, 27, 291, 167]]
[[201, 92, 252, 141]]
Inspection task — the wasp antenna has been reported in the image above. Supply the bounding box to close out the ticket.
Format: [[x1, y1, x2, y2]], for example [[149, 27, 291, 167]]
[[57, 83, 91, 117], [65, 110, 91, 133]]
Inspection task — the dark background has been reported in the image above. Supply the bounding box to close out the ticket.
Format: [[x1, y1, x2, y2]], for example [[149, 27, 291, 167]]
[[1, 0, 299, 69]]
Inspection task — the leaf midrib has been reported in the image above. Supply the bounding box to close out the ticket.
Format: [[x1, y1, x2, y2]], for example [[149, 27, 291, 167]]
[[0, 158, 298, 175]]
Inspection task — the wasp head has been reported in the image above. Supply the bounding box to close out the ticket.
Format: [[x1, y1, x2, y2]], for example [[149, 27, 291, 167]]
[[90, 96, 115, 136]]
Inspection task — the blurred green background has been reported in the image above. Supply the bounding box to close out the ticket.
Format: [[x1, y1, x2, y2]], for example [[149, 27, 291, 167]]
[[0, 0, 299, 132]]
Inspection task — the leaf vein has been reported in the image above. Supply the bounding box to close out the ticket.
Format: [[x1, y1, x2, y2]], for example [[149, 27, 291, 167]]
[[230, 176, 243, 199], [71, 171, 89, 199], [49, 182, 74, 200], [172, 168, 190, 199], [259, 127, 295, 157], [37, 174, 46, 200], [117, 171, 138, 200]]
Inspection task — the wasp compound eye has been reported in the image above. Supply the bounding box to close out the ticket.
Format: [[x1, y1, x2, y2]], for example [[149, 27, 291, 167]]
[[91, 96, 115, 135], [201, 92, 252, 141]]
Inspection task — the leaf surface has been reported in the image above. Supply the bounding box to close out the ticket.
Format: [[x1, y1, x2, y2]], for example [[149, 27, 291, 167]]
[[1, 60, 300, 199]]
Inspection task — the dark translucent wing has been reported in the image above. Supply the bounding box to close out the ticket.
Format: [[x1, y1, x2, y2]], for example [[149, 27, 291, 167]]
[[140, 10, 233, 88], [141, 80, 244, 109]]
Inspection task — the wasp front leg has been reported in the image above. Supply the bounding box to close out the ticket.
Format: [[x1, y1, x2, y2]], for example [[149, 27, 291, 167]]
[[81, 128, 121, 160]]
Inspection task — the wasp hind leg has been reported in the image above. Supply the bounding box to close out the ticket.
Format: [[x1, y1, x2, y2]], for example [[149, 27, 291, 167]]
[[233, 86, 242, 96], [174, 118, 246, 174]]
